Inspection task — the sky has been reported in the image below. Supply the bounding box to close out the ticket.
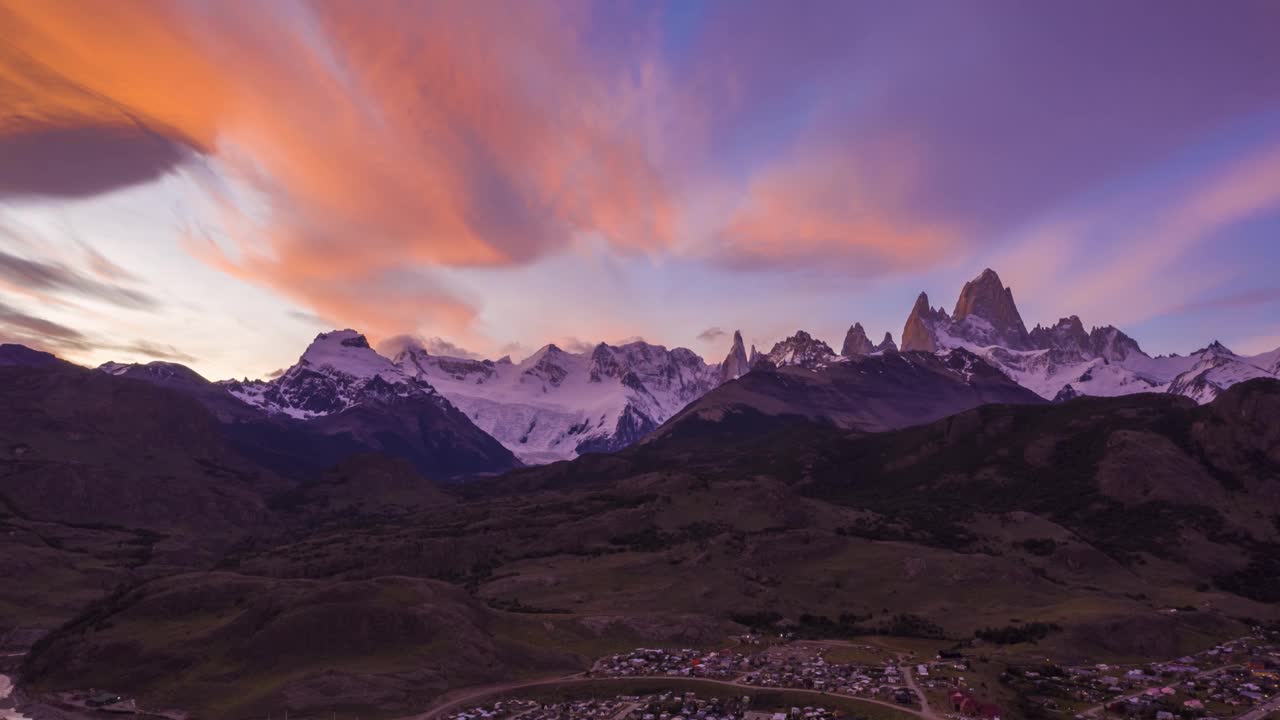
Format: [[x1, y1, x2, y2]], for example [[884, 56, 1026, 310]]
[[2, 0, 1280, 380]]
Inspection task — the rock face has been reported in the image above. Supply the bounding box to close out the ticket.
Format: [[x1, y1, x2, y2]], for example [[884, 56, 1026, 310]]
[[950, 268, 1032, 349], [840, 323, 875, 357], [1088, 325, 1145, 362], [901, 292, 947, 352], [760, 331, 838, 370], [1029, 316, 1091, 357], [719, 330, 751, 382]]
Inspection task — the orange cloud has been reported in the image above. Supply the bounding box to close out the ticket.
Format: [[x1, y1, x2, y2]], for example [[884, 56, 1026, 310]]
[[0, 0, 677, 337]]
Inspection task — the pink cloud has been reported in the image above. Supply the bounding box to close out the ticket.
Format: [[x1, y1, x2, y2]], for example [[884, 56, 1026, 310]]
[[0, 0, 678, 340]]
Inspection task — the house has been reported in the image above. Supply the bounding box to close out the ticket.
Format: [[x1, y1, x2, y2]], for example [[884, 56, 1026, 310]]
[[1247, 662, 1278, 680]]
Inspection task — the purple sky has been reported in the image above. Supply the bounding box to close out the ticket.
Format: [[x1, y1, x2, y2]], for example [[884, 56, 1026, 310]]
[[1, 0, 1279, 378]]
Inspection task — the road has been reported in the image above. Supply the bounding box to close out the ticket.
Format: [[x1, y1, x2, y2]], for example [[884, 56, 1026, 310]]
[[398, 673, 932, 720], [1237, 692, 1280, 720], [900, 665, 942, 720]]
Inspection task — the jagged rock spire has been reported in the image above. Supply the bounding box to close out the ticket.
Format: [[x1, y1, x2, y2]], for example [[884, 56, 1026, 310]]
[[841, 322, 874, 357], [951, 268, 1031, 349], [1029, 315, 1090, 355], [719, 330, 751, 382], [902, 292, 942, 352]]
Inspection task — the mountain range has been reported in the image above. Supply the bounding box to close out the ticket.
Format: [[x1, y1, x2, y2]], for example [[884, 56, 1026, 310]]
[[898, 269, 1280, 404], [6, 268, 1276, 474]]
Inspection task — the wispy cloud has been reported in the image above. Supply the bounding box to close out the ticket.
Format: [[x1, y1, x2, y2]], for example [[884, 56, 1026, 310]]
[[697, 327, 727, 342], [0, 249, 157, 309], [0, 298, 91, 352], [1063, 142, 1280, 324], [0, 293, 196, 364], [117, 339, 196, 363]]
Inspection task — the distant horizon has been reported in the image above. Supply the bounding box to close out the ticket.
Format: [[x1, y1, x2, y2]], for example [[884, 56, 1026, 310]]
[[8, 264, 1275, 383]]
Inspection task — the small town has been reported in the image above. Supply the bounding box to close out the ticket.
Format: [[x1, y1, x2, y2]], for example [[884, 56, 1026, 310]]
[[591, 643, 920, 707], [501, 628, 1280, 720]]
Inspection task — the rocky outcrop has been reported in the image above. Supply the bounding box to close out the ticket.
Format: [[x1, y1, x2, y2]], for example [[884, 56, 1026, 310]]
[[1089, 326, 1145, 362], [762, 331, 837, 370], [840, 323, 874, 357], [1029, 316, 1091, 356], [874, 332, 898, 354], [719, 330, 751, 382], [901, 292, 947, 352], [950, 268, 1032, 349]]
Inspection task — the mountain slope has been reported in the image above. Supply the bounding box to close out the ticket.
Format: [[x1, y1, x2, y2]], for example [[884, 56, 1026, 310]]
[[0, 363, 280, 539], [15, 366, 1280, 718], [0, 344, 70, 368], [647, 347, 1045, 447]]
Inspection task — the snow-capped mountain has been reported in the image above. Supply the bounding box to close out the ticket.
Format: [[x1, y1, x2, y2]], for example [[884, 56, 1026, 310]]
[[222, 329, 445, 419], [758, 331, 838, 370], [98, 330, 519, 477], [395, 339, 723, 464], [897, 269, 1280, 403], [1163, 342, 1280, 404]]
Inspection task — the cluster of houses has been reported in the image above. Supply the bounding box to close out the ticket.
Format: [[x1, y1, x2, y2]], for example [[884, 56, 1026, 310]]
[[737, 653, 916, 705], [1097, 661, 1278, 718], [447, 698, 544, 720], [995, 633, 1280, 718], [590, 646, 918, 706], [499, 631, 1277, 720], [447, 692, 762, 720], [593, 648, 750, 680]]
